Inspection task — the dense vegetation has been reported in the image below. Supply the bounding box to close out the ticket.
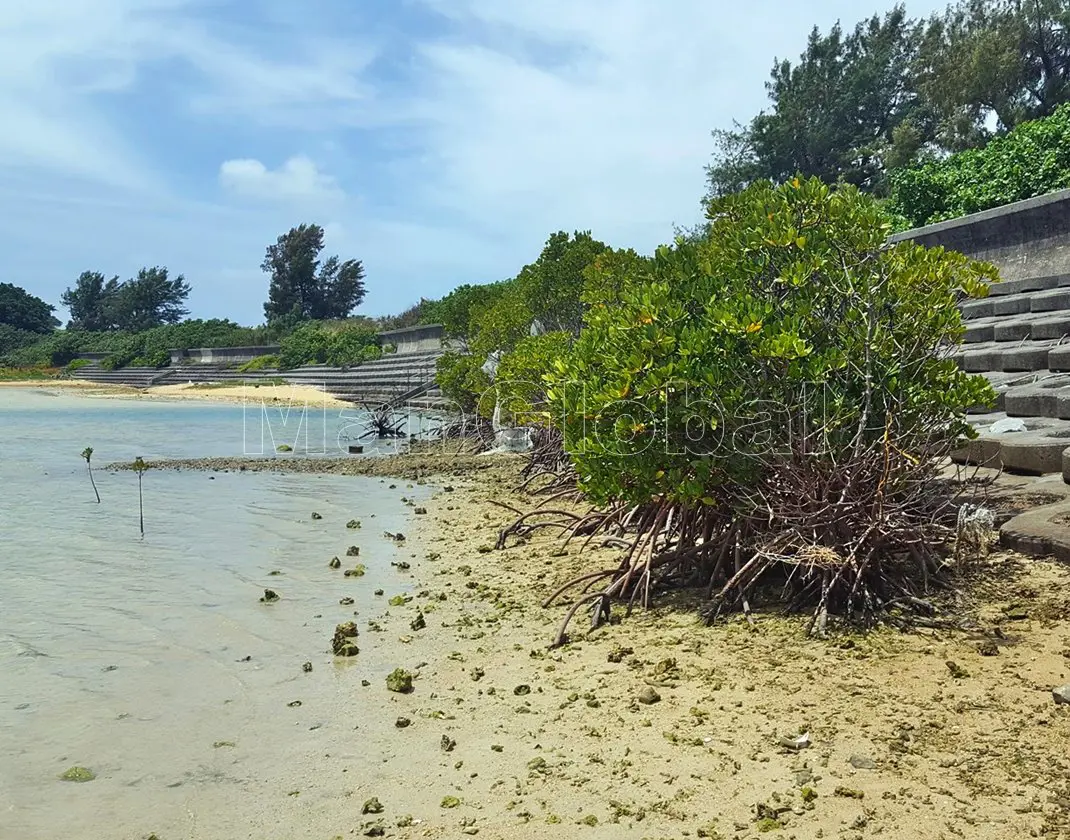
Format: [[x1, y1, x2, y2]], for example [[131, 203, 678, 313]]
[[1, 223, 375, 372], [888, 102, 1070, 225], [706, 0, 1070, 201]]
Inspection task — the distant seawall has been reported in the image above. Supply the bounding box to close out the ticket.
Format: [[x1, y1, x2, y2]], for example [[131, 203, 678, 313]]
[[890, 188, 1070, 280]]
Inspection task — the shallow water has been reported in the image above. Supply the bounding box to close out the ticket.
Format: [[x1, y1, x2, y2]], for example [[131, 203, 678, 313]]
[[0, 388, 432, 839]]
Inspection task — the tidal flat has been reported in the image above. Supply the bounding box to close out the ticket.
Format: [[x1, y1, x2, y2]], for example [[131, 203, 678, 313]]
[[2, 387, 1069, 840]]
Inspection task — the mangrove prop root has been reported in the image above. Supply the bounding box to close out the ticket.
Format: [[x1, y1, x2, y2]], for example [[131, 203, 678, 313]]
[[497, 435, 979, 643]]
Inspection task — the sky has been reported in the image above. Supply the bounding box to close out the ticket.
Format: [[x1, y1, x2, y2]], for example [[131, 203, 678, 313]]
[[1, 0, 952, 326]]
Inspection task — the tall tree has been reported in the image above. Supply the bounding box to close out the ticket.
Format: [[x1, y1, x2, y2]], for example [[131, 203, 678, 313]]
[[61, 271, 121, 331], [916, 0, 1070, 150], [262, 224, 366, 322], [0, 283, 59, 333], [109, 267, 191, 331], [706, 7, 927, 199]]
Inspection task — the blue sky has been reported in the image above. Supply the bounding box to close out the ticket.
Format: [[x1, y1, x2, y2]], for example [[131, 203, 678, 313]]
[[2, 0, 950, 325]]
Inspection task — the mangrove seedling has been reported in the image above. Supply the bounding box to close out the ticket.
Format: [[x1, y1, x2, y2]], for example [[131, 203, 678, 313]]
[[132, 456, 148, 536], [81, 446, 100, 503]]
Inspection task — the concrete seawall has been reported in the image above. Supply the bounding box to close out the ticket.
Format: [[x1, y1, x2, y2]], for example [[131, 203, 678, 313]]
[[890, 188, 1070, 280]]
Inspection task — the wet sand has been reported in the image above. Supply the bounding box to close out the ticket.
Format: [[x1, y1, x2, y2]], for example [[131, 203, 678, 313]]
[[119, 452, 1070, 840]]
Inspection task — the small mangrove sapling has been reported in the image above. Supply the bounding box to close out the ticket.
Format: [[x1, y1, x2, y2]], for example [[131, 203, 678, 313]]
[[81, 446, 100, 503], [132, 456, 148, 536]]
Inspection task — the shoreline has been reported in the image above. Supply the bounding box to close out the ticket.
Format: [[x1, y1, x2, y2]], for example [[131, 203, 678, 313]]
[[126, 451, 1070, 838], [0, 378, 353, 408]]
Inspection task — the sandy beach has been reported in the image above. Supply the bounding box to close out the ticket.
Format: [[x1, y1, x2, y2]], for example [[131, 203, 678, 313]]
[[0, 377, 352, 408], [124, 450, 1070, 840]]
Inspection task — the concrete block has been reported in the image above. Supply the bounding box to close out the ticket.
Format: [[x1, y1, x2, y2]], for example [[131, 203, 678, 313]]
[[999, 346, 1052, 372], [993, 295, 1034, 316], [1031, 289, 1070, 313], [993, 321, 1033, 341], [960, 299, 994, 320], [1048, 345, 1070, 371], [1004, 387, 1060, 418], [1031, 315, 1070, 340], [998, 435, 1070, 474], [961, 348, 1002, 372], [963, 322, 995, 343]]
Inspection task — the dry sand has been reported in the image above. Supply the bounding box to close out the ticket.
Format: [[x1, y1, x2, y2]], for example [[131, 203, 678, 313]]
[[0, 378, 351, 407], [151, 452, 1070, 840]]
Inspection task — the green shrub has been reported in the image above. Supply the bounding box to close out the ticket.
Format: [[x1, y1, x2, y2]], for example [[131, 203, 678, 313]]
[[278, 323, 329, 369], [237, 354, 280, 373], [889, 103, 1070, 227], [436, 351, 491, 415], [493, 332, 571, 425], [326, 325, 379, 367], [64, 358, 92, 374], [550, 177, 996, 624]]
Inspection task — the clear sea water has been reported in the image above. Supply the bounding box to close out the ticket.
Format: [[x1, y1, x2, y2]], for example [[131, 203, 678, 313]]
[[0, 388, 432, 839]]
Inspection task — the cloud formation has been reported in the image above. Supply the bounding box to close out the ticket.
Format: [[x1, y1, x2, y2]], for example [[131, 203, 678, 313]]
[[219, 156, 343, 203], [0, 0, 955, 323]]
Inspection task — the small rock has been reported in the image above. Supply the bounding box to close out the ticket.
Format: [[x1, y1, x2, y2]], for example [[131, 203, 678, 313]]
[[978, 640, 999, 656], [340, 597, 354, 606], [332, 622, 360, 657], [302, 662, 313, 673], [277, 444, 293, 452], [410, 612, 426, 631], [362, 797, 384, 814], [849, 755, 877, 770], [311, 512, 322, 520], [441, 735, 457, 752], [328, 557, 341, 569], [441, 796, 461, 809], [637, 686, 661, 705], [386, 668, 414, 693], [414, 507, 427, 515], [374, 589, 384, 596], [513, 684, 531, 696], [346, 546, 361, 557], [945, 660, 969, 679], [395, 717, 412, 728], [259, 589, 279, 603], [287, 700, 302, 708], [1053, 685, 1070, 705], [347, 519, 362, 529], [344, 565, 367, 578]]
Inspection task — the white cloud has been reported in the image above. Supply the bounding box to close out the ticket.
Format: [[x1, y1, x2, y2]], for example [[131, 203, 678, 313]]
[[0, 0, 960, 324], [219, 156, 344, 203]]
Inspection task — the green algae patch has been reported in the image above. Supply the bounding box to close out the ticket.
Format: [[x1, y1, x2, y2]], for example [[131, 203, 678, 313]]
[[59, 766, 96, 782], [440, 795, 461, 809], [386, 668, 414, 693]]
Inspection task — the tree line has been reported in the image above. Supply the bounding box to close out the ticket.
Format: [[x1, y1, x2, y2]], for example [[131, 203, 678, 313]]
[[1, 224, 368, 359], [706, 0, 1070, 200]]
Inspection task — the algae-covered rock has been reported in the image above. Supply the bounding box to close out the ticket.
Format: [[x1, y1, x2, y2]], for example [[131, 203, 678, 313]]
[[440, 795, 461, 808], [346, 546, 361, 557], [276, 444, 293, 452], [362, 797, 384, 814], [328, 556, 341, 569], [59, 766, 95, 782], [332, 622, 360, 657], [344, 565, 367, 578], [388, 594, 411, 607], [259, 589, 280, 603], [347, 519, 362, 529], [386, 668, 414, 693]]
